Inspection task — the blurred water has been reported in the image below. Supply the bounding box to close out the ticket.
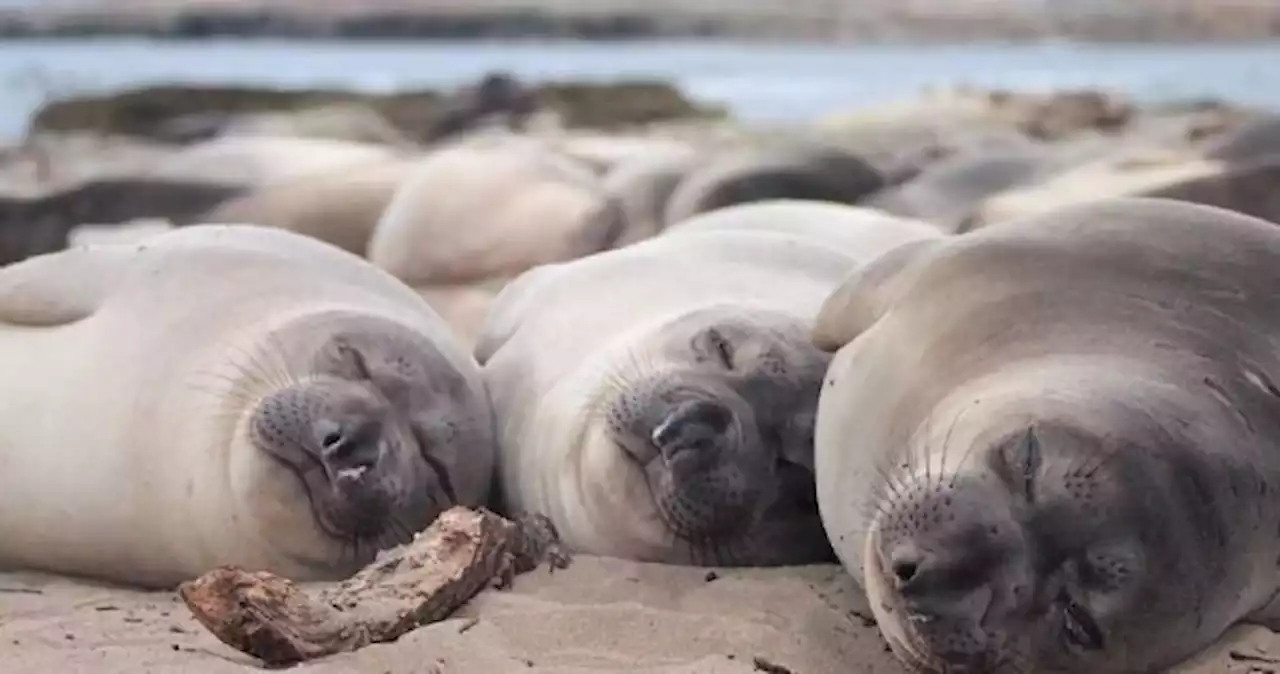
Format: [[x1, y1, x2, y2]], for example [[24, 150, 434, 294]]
[[0, 37, 1278, 139]]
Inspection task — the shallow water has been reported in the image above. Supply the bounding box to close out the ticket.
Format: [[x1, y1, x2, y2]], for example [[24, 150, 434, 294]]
[[0, 37, 1279, 139]]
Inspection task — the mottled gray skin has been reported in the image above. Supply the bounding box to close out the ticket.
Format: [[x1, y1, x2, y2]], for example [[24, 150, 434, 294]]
[[1203, 114, 1280, 164], [864, 149, 1050, 233], [585, 149, 699, 245], [601, 308, 835, 565], [663, 144, 885, 226], [1142, 156, 1280, 227], [813, 197, 1280, 674], [248, 318, 476, 553]]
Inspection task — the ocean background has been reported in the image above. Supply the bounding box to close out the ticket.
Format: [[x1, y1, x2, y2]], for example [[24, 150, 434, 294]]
[[1, 37, 1279, 140]]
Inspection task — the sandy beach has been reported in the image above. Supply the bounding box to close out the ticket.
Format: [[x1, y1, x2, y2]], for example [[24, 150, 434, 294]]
[[5, 556, 1277, 673]]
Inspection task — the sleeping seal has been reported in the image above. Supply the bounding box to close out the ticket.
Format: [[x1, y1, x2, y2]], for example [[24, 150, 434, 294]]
[[0, 224, 495, 589], [813, 197, 1280, 673], [478, 200, 942, 566]]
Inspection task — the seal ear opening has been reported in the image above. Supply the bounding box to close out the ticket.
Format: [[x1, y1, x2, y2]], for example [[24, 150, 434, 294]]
[[989, 426, 1043, 504], [811, 237, 941, 353]]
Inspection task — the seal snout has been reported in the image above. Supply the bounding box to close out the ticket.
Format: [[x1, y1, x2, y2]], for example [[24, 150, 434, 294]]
[[627, 388, 775, 543], [651, 399, 734, 468]]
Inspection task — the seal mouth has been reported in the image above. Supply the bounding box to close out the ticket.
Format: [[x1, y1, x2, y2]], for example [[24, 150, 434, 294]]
[[248, 383, 433, 559], [613, 402, 829, 566], [270, 437, 413, 551]]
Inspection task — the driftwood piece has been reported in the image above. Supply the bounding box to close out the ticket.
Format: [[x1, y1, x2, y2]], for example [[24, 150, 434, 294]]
[[177, 506, 569, 666]]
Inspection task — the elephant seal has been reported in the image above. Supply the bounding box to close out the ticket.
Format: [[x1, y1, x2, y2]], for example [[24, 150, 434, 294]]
[[1203, 114, 1280, 164], [812, 196, 1280, 673], [219, 103, 414, 147], [585, 146, 700, 245], [66, 218, 174, 247], [367, 136, 617, 287], [967, 148, 1280, 230], [663, 143, 886, 226], [201, 156, 417, 256], [148, 136, 402, 187], [863, 148, 1053, 233], [416, 283, 503, 351], [0, 224, 495, 589], [477, 200, 942, 566]]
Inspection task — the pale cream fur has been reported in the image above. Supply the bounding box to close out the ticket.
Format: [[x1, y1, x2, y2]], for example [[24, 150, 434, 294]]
[[476, 200, 943, 561], [366, 137, 612, 287], [0, 224, 490, 589]]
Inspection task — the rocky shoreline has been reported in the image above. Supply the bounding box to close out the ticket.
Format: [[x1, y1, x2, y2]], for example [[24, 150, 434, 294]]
[[5, 4, 1280, 43], [26, 78, 726, 145]]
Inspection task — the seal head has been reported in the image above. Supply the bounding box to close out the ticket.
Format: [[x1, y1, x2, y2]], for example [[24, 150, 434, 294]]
[[246, 316, 480, 565], [868, 411, 1267, 674]]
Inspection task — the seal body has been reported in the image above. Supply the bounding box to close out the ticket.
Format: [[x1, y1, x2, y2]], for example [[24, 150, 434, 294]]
[[663, 144, 885, 226], [587, 146, 699, 245], [864, 148, 1052, 233], [149, 136, 401, 187], [0, 224, 495, 589], [201, 156, 417, 256], [813, 197, 1280, 673], [367, 136, 615, 287], [66, 218, 175, 247], [478, 200, 941, 566]]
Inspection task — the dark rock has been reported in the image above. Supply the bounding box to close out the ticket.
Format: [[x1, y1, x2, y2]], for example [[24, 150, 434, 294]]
[[0, 178, 245, 265], [29, 78, 725, 145]]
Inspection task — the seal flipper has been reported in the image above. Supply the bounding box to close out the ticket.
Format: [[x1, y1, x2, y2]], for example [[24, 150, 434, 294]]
[[0, 245, 129, 326], [474, 264, 563, 364], [812, 237, 941, 352]]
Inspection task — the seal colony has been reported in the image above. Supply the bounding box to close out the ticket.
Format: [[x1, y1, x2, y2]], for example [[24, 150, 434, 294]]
[[0, 225, 495, 589], [813, 197, 1280, 673], [475, 200, 940, 566], [9, 81, 1280, 673]]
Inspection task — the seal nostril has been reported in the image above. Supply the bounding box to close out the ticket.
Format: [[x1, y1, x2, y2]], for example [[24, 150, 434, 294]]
[[889, 545, 924, 586], [321, 431, 344, 452], [651, 400, 733, 456], [893, 559, 920, 584], [316, 418, 381, 473]]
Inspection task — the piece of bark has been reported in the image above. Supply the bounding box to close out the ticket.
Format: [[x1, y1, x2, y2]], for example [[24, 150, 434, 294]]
[[177, 506, 569, 666]]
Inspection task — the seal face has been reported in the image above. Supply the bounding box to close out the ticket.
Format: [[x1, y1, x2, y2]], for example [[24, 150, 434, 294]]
[[247, 323, 470, 557], [599, 308, 833, 565], [813, 197, 1280, 674], [868, 421, 1203, 674]]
